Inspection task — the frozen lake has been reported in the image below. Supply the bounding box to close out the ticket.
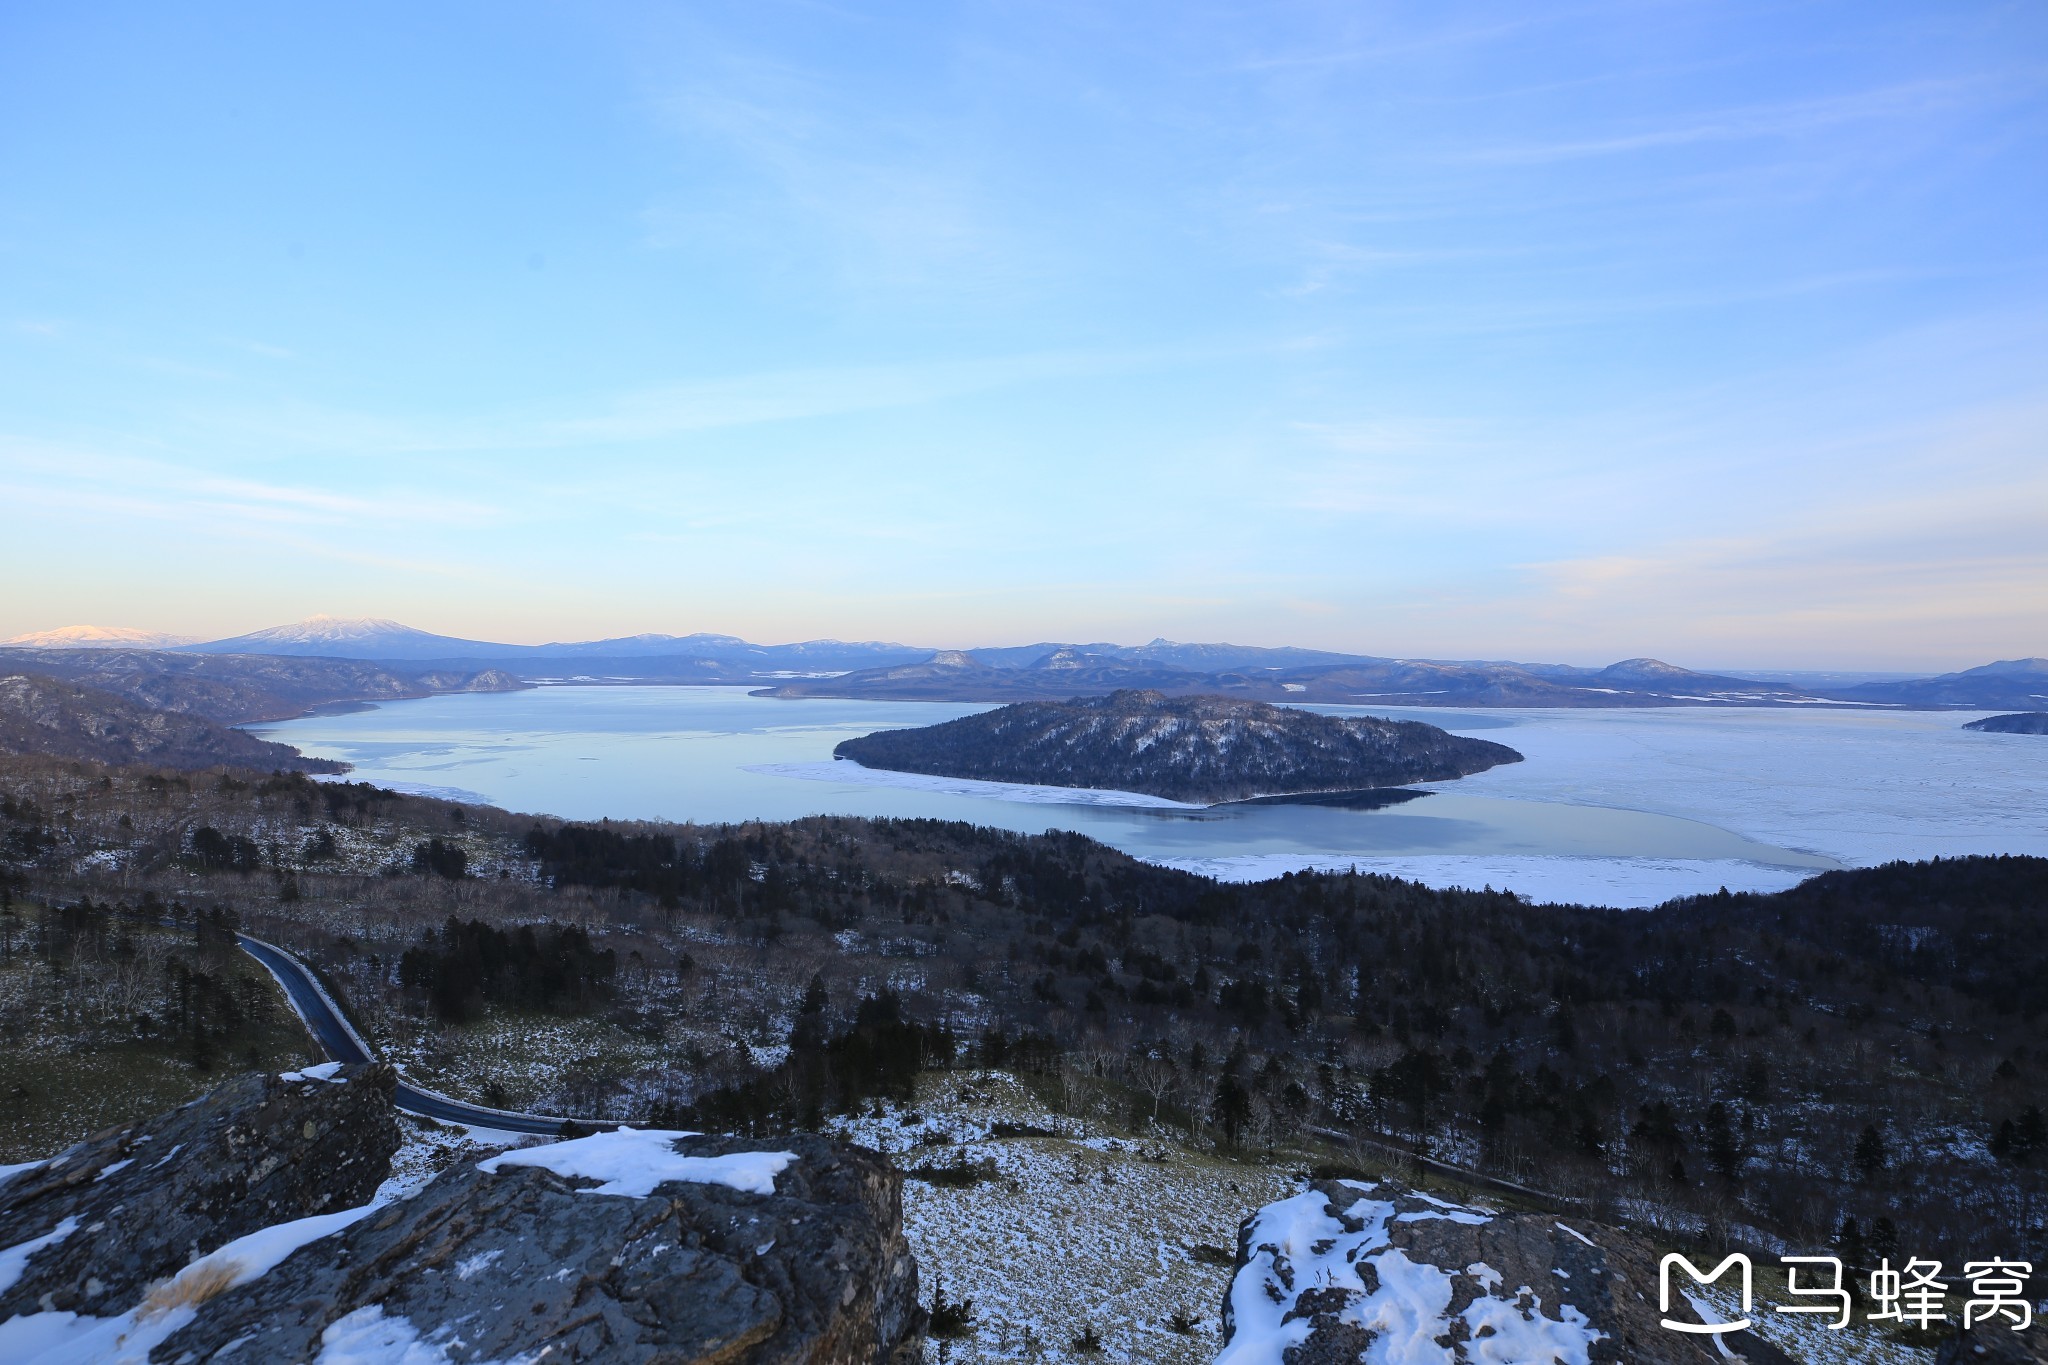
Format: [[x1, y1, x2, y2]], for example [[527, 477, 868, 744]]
[[252, 686, 2047, 908]]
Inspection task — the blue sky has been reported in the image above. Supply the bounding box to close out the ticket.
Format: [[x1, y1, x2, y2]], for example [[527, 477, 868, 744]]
[[2, 0, 2044, 669]]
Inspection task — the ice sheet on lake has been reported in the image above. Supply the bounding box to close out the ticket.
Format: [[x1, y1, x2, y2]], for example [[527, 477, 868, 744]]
[[310, 775, 495, 805], [1149, 854, 1813, 908], [1412, 707, 2048, 867], [746, 760, 1200, 809]]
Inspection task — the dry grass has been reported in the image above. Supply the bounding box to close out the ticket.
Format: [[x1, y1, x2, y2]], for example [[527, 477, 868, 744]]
[[137, 1257, 244, 1318]]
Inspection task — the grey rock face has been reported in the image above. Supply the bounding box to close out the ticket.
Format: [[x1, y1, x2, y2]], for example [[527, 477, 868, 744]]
[[1221, 1179, 1802, 1365], [1938, 1324, 2048, 1364], [158, 1132, 924, 1365], [0, 1063, 399, 1319]]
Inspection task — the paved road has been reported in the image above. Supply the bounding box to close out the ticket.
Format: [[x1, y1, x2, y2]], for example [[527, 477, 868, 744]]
[[238, 933, 585, 1137]]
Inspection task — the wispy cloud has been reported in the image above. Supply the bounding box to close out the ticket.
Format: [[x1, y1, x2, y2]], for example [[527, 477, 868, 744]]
[[1236, 7, 1606, 72], [0, 441, 506, 530], [185, 345, 1215, 455], [1465, 76, 2011, 164]]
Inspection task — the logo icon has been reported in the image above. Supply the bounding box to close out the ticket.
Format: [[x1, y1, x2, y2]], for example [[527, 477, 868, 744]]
[[1660, 1253, 1753, 1335]]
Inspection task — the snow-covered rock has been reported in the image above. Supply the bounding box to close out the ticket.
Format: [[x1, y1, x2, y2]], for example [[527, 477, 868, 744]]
[[158, 1131, 923, 1363], [0, 1072, 924, 1364], [0, 1064, 399, 1322], [1219, 1179, 1782, 1364]]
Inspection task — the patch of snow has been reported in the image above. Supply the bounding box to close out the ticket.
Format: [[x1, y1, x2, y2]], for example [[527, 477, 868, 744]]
[[0, 1216, 78, 1295], [178, 1204, 375, 1293], [0, 1310, 132, 1365], [280, 1061, 348, 1084], [0, 1203, 375, 1365], [1681, 1291, 1741, 1359], [93, 1159, 134, 1182], [313, 1304, 454, 1364], [0, 1158, 44, 1188], [440, 1123, 544, 1149], [1219, 1186, 1602, 1365], [454, 1249, 503, 1281], [477, 1127, 795, 1198]]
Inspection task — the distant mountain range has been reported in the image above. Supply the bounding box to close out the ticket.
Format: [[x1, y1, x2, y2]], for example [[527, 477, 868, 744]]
[[760, 649, 1846, 709], [1, 625, 200, 649], [5, 616, 2042, 709], [0, 649, 523, 727], [1830, 658, 2048, 711]]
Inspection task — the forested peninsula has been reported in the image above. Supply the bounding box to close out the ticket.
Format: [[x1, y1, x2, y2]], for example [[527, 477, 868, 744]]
[[1965, 711, 2048, 734], [832, 690, 1522, 804]]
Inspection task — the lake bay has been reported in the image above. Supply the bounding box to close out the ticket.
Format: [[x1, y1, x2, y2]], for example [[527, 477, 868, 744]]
[[252, 686, 2048, 907]]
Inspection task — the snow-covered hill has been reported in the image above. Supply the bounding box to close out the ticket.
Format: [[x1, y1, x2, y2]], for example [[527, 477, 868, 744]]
[[2, 625, 198, 649], [184, 615, 505, 659]]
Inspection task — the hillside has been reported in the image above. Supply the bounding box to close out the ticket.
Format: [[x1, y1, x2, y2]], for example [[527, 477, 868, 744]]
[[1838, 657, 2048, 710], [831, 690, 1522, 802], [2, 756, 2042, 1324], [0, 647, 524, 724], [0, 673, 343, 771], [1966, 711, 2048, 734]]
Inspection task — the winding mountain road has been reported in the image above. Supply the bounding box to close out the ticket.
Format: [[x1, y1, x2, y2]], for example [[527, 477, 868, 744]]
[[238, 933, 587, 1137]]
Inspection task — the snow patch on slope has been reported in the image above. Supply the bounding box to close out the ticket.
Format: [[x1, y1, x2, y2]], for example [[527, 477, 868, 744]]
[[477, 1127, 794, 1198], [1218, 1181, 1601, 1365]]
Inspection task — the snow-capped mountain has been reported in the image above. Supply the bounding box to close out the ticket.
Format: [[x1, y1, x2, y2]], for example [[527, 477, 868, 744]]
[[180, 617, 930, 669], [184, 615, 506, 660], [2, 625, 200, 649]]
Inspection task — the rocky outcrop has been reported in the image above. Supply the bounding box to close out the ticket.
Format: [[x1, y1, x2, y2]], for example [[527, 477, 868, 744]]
[[158, 1130, 923, 1364], [1219, 1179, 1797, 1365], [0, 1062, 398, 1319], [0, 1071, 922, 1364]]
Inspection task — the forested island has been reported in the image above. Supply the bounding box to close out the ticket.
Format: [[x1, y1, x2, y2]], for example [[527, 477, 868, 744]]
[[1965, 711, 2048, 734], [831, 689, 1521, 803]]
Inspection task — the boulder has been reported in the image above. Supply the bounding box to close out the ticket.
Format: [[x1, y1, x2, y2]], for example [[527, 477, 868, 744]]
[[157, 1130, 924, 1364], [0, 1062, 398, 1320], [1218, 1178, 1801, 1364]]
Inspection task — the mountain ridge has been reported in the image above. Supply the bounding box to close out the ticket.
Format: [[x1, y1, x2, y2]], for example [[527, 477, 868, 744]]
[[0, 672, 344, 771], [12, 616, 2039, 707], [763, 648, 1838, 708]]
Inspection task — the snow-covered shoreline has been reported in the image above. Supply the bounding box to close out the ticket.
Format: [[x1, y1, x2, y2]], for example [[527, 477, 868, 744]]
[[1144, 853, 1815, 909], [744, 759, 1204, 809]]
